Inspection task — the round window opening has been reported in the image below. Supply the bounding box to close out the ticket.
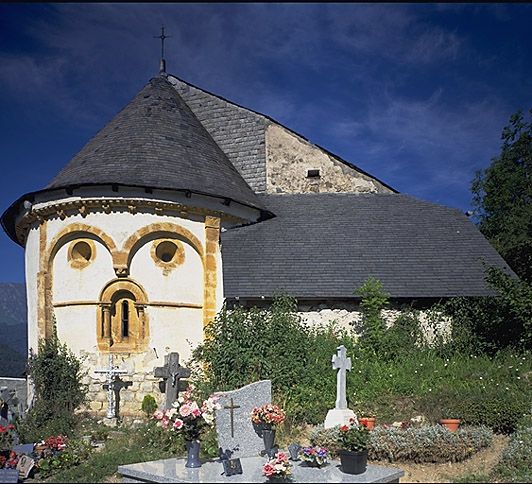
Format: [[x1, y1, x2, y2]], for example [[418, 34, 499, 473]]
[[72, 241, 92, 262], [156, 241, 178, 263]]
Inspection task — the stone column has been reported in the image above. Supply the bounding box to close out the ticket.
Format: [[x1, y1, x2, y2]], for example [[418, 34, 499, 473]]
[[102, 304, 112, 344], [203, 216, 220, 331]]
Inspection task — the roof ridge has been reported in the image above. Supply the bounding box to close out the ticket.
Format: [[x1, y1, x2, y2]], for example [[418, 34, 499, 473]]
[[168, 74, 397, 194]]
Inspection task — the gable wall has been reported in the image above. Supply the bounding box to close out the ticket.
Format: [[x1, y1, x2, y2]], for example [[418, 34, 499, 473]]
[[265, 125, 394, 194]]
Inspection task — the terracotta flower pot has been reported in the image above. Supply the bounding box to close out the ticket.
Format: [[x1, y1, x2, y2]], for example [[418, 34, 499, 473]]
[[358, 417, 376, 430], [439, 418, 460, 432]]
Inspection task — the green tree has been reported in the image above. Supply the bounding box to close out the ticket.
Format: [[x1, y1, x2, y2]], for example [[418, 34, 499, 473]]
[[18, 323, 88, 442], [471, 109, 532, 284]]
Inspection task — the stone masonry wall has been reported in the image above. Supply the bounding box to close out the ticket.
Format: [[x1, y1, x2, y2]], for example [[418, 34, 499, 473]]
[[81, 351, 166, 417], [297, 302, 450, 344], [265, 124, 394, 194], [169, 76, 269, 193]]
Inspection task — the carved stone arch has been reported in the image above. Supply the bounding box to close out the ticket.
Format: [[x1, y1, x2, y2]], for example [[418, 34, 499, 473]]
[[46, 223, 117, 272], [40, 223, 118, 339], [97, 278, 149, 352], [122, 222, 204, 271]]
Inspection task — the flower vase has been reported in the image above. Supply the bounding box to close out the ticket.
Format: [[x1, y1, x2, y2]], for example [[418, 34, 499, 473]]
[[262, 429, 276, 454], [184, 440, 201, 468], [339, 449, 368, 475]]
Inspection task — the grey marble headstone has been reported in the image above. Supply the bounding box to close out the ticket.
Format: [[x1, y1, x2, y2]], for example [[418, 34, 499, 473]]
[[214, 380, 271, 459]]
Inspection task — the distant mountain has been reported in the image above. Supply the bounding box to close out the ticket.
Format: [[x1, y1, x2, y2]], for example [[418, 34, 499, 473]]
[[0, 340, 26, 377], [0, 283, 27, 357]]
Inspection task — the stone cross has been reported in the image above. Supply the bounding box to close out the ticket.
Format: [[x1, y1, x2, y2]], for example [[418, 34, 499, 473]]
[[95, 354, 128, 419], [154, 352, 190, 409], [223, 398, 241, 438], [332, 345, 351, 408]]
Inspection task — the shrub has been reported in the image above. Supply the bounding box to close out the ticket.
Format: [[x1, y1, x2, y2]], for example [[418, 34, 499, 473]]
[[368, 425, 493, 463], [309, 424, 492, 463], [191, 295, 354, 425], [308, 424, 341, 456], [17, 324, 88, 443], [36, 438, 93, 479], [141, 395, 158, 417], [353, 277, 389, 353], [454, 388, 529, 434], [437, 266, 532, 354], [492, 414, 532, 482]]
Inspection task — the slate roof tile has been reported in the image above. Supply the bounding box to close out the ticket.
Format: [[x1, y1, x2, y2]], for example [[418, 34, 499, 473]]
[[221, 193, 514, 299], [45, 76, 264, 212]]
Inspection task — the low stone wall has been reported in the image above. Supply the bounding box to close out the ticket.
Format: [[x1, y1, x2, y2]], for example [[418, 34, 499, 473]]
[[297, 302, 451, 344], [80, 352, 167, 418]]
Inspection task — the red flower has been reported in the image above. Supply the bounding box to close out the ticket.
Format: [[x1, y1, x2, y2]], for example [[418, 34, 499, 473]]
[[7, 425, 14, 430], [340, 425, 349, 431]]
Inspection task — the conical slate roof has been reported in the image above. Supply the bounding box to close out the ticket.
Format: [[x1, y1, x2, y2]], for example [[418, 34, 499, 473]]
[[45, 76, 265, 211]]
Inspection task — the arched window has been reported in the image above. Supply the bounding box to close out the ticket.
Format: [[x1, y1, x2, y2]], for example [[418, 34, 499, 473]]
[[121, 300, 129, 338], [97, 279, 148, 352]]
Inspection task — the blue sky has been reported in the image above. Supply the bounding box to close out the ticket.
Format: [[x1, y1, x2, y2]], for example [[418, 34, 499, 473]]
[[1, 3, 531, 283]]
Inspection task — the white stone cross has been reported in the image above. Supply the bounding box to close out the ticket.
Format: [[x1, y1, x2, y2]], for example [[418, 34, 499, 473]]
[[332, 345, 351, 408], [95, 354, 128, 419]]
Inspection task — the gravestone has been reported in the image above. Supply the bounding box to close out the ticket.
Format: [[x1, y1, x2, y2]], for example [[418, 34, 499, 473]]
[[214, 380, 271, 459], [0, 387, 19, 427], [94, 354, 128, 423], [153, 352, 190, 409], [324, 345, 356, 428], [0, 469, 18, 483]]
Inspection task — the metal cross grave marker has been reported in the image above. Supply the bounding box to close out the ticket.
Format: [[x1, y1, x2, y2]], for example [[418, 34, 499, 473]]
[[332, 345, 351, 408], [154, 352, 190, 410], [223, 398, 241, 438], [95, 354, 128, 419]]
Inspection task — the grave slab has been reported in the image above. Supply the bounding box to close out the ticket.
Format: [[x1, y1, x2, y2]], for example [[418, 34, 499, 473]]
[[118, 455, 404, 483], [214, 380, 271, 458]]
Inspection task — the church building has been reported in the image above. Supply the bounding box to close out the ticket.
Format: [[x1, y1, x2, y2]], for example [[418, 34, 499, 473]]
[[1, 58, 511, 415]]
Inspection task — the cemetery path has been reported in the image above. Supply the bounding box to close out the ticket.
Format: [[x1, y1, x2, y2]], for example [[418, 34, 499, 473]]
[[371, 433, 510, 483]]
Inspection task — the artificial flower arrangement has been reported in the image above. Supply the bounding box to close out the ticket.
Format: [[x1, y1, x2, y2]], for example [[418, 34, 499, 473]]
[[0, 451, 18, 470], [152, 385, 221, 441], [44, 435, 69, 451], [251, 404, 286, 427], [337, 417, 370, 452], [0, 423, 15, 450], [298, 445, 329, 467], [262, 451, 292, 480]]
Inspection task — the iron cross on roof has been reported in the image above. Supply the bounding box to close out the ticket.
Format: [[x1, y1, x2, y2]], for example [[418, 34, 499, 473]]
[[154, 25, 172, 60]]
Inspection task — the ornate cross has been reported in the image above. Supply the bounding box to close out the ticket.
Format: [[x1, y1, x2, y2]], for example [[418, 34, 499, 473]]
[[332, 345, 352, 408], [95, 354, 128, 419], [153, 24, 172, 59], [223, 398, 241, 438], [154, 352, 190, 410]]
